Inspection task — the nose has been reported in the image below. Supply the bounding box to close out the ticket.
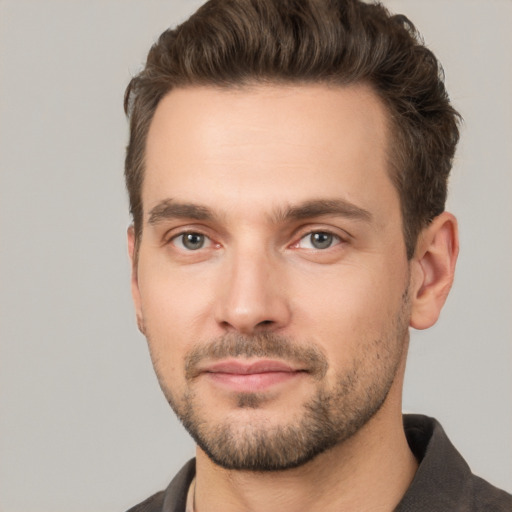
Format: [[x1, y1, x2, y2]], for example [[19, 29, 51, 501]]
[[214, 248, 291, 334]]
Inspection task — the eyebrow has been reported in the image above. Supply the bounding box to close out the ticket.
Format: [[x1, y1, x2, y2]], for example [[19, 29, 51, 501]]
[[147, 197, 372, 226], [272, 199, 372, 224], [148, 199, 216, 225]]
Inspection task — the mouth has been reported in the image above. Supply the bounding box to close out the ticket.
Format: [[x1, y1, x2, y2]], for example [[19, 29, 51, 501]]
[[199, 359, 307, 392]]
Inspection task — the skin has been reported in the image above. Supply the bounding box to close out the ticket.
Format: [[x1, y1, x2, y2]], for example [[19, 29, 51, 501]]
[[129, 83, 458, 511]]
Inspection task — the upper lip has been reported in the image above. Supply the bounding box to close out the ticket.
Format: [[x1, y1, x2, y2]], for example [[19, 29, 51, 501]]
[[201, 359, 301, 375]]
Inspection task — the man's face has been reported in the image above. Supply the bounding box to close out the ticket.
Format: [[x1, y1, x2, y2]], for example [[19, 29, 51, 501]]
[[130, 84, 413, 470]]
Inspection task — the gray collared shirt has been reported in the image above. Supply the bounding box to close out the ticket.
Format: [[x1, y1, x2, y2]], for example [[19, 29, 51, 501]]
[[127, 414, 512, 512]]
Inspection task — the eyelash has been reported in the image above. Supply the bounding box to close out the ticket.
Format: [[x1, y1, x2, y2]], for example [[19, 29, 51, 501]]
[[293, 231, 343, 250], [167, 228, 345, 252], [169, 231, 214, 251]]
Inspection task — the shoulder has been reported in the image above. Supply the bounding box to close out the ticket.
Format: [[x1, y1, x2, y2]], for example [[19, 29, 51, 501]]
[[125, 491, 165, 512], [124, 459, 196, 512], [398, 414, 512, 511], [470, 474, 512, 512]]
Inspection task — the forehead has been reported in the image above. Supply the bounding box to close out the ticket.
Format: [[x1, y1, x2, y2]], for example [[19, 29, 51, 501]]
[[143, 83, 397, 222]]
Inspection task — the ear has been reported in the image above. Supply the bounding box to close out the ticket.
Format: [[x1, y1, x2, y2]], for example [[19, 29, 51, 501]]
[[409, 212, 459, 330], [127, 225, 145, 335]]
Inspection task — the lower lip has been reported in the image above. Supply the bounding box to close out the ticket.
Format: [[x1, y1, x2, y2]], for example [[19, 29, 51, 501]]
[[206, 371, 302, 392]]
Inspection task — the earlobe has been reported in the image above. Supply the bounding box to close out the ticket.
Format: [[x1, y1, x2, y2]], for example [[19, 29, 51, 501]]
[[127, 226, 146, 335], [409, 212, 459, 330]]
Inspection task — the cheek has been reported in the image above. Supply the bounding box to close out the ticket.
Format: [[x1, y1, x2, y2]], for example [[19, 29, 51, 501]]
[[138, 259, 211, 326], [136, 262, 219, 378], [292, 260, 408, 359]]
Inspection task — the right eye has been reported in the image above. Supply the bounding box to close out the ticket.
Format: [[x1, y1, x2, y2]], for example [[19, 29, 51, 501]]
[[171, 232, 211, 251]]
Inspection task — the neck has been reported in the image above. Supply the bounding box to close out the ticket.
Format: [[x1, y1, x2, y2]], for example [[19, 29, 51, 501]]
[[193, 389, 417, 512]]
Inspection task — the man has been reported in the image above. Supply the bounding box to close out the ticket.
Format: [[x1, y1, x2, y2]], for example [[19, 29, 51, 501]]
[[123, 0, 512, 510]]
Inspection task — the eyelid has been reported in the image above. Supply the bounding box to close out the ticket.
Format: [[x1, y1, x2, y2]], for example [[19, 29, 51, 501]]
[[162, 223, 206, 240], [298, 231, 341, 249], [163, 225, 217, 248], [288, 225, 351, 248], [171, 231, 213, 251]]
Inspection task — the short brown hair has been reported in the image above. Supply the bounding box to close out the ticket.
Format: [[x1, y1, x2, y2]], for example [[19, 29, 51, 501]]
[[124, 0, 461, 258]]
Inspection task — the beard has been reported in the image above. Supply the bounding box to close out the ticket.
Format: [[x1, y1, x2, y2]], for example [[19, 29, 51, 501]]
[[149, 292, 410, 472]]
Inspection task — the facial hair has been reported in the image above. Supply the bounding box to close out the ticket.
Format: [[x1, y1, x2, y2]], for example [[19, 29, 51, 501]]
[[149, 289, 410, 472]]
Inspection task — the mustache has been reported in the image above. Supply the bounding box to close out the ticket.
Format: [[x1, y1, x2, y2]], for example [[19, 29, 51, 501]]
[[184, 332, 328, 380]]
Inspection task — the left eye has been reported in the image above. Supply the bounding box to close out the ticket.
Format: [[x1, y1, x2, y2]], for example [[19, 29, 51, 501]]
[[172, 232, 211, 251], [297, 232, 340, 250]]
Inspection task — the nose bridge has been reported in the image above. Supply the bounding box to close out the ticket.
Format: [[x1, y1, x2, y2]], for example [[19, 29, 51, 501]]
[[215, 240, 290, 333]]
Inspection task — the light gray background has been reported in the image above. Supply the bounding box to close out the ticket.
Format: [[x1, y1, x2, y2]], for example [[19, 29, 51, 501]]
[[0, 1, 510, 511]]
